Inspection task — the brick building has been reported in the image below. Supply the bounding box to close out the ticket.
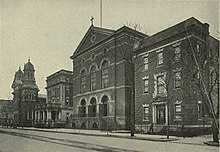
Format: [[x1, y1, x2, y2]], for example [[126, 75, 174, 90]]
[[0, 99, 14, 126], [34, 69, 73, 128], [70, 25, 147, 130], [134, 17, 218, 135]]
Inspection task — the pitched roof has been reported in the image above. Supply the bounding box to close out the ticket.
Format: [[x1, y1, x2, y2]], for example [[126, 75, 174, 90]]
[[70, 25, 114, 59]]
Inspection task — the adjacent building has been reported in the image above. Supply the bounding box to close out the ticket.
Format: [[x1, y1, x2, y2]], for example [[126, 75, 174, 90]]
[[34, 69, 73, 128], [0, 99, 14, 126], [11, 59, 40, 127], [134, 17, 217, 135]]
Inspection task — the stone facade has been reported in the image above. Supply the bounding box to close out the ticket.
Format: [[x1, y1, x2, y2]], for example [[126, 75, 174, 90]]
[[11, 59, 40, 127], [70, 25, 147, 130], [134, 17, 216, 135], [34, 69, 73, 128]]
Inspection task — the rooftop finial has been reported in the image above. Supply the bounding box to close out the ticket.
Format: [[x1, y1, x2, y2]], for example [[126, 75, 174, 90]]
[[90, 16, 94, 26], [28, 56, 30, 62]]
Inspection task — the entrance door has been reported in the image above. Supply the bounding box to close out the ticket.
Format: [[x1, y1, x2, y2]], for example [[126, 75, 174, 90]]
[[156, 105, 166, 124]]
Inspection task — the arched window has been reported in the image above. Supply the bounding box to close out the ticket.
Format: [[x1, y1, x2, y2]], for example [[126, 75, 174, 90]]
[[80, 69, 86, 93], [100, 95, 109, 116], [89, 97, 96, 117], [90, 66, 97, 91], [79, 99, 86, 117], [101, 60, 109, 88]]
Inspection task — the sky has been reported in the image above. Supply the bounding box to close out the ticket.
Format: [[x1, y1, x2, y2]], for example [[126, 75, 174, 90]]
[[0, 0, 219, 99]]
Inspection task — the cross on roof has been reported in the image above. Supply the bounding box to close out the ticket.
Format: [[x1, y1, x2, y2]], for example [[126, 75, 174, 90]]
[[90, 16, 94, 26]]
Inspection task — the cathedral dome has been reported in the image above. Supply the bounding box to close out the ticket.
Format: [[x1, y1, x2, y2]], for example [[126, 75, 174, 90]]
[[24, 58, 34, 70], [15, 67, 23, 77]]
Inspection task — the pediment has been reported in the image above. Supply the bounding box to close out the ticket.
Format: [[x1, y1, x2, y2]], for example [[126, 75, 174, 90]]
[[73, 26, 114, 57]]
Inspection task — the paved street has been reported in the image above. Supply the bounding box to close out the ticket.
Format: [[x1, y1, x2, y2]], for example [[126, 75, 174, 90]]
[[0, 133, 95, 152], [0, 128, 218, 152]]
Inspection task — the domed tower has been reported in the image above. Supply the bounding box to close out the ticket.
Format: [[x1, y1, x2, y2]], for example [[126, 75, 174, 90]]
[[11, 67, 24, 127], [12, 66, 24, 89], [23, 58, 35, 82], [20, 58, 39, 126], [22, 58, 38, 89]]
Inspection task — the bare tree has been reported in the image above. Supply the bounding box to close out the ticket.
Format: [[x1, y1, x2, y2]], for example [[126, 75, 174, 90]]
[[107, 23, 148, 136], [183, 27, 219, 142]]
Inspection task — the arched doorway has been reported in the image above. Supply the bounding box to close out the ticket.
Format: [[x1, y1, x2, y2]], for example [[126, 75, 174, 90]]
[[72, 123, 76, 129], [92, 123, 98, 129], [81, 122, 86, 129], [100, 95, 109, 116], [89, 97, 96, 117], [79, 99, 86, 117]]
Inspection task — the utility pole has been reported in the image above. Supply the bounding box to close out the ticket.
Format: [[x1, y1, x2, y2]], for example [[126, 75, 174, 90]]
[[100, 0, 102, 27]]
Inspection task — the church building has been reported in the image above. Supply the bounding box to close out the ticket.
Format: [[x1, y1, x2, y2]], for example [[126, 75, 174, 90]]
[[70, 23, 148, 130], [11, 58, 40, 127]]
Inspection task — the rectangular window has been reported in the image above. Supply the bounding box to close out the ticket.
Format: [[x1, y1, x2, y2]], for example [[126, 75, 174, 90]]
[[81, 75, 86, 92], [175, 104, 182, 119], [66, 113, 69, 121], [144, 79, 149, 93], [174, 47, 181, 61], [65, 100, 69, 106], [66, 87, 69, 96], [29, 111, 32, 119], [157, 75, 165, 94], [56, 87, 60, 99], [198, 101, 203, 119], [102, 68, 109, 88], [174, 71, 181, 89], [157, 52, 163, 66], [196, 43, 200, 53], [51, 89, 55, 96], [143, 105, 149, 121], [48, 90, 51, 101], [91, 72, 96, 91], [144, 57, 148, 70]]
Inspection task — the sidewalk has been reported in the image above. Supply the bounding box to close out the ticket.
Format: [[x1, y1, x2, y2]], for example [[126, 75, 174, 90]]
[[17, 127, 216, 146]]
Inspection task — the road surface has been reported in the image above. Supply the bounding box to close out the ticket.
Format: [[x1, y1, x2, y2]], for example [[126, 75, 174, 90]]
[[0, 128, 218, 152], [0, 133, 95, 152]]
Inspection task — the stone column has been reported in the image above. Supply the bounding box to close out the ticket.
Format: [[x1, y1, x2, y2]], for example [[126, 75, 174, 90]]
[[152, 105, 156, 124], [42, 111, 45, 121], [47, 110, 51, 120], [38, 111, 40, 120], [58, 111, 61, 121], [86, 105, 88, 117], [35, 111, 37, 123], [96, 104, 99, 116]]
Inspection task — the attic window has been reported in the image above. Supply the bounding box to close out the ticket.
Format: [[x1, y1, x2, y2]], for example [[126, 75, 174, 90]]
[[91, 53, 95, 60], [103, 47, 108, 55], [91, 34, 96, 43], [81, 58, 85, 64]]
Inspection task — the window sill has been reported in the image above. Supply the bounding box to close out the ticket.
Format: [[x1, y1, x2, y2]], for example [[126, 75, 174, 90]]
[[173, 87, 181, 91], [142, 69, 149, 72], [142, 92, 149, 95], [142, 119, 149, 122], [173, 119, 182, 121], [173, 60, 180, 63], [156, 65, 163, 68]]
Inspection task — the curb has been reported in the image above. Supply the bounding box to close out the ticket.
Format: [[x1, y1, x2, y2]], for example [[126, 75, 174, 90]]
[[204, 141, 219, 147], [17, 128, 178, 142]]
